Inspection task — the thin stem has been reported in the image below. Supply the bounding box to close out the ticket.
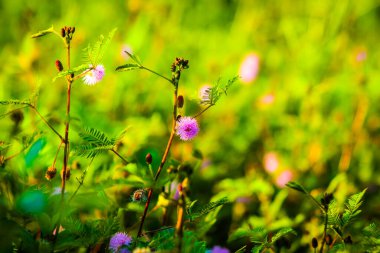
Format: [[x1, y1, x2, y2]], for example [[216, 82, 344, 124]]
[[110, 148, 129, 165], [52, 141, 64, 167], [141, 66, 173, 84], [29, 105, 64, 142], [68, 157, 93, 203], [320, 210, 328, 253], [137, 85, 179, 237], [175, 190, 185, 252], [193, 104, 213, 118]]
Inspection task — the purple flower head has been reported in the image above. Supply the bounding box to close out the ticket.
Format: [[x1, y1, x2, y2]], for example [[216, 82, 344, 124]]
[[83, 64, 105, 85], [176, 117, 199, 141], [109, 232, 132, 253], [207, 246, 230, 253]]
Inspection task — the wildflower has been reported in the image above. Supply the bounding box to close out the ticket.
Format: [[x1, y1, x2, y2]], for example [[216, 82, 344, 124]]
[[239, 53, 259, 84], [264, 152, 279, 173], [207, 246, 230, 253], [109, 232, 132, 253], [175, 117, 199, 141], [275, 170, 293, 187], [260, 93, 275, 105], [82, 64, 105, 85]]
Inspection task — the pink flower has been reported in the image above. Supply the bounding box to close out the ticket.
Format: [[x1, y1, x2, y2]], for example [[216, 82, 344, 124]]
[[264, 152, 279, 173], [356, 51, 367, 62], [276, 170, 293, 188], [176, 117, 199, 141], [239, 53, 260, 84], [82, 64, 105, 85], [260, 93, 275, 105]]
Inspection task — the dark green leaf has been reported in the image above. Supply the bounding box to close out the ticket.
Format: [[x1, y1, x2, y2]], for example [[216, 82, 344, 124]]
[[285, 181, 309, 194], [115, 63, 142, 72], [31, 26, 54, 38]]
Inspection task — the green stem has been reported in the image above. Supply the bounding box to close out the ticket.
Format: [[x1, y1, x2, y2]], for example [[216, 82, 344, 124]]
[[29, 105, 64, 142], [193, 104, 214, 118], [141, 66, 173, 84], [137, 83, 179, 237], [320, 209, 328, 253], [110, 148, 129, 165]]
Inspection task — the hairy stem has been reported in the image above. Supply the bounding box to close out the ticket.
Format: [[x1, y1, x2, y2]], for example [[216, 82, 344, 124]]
[[137, 84, 179, 237]]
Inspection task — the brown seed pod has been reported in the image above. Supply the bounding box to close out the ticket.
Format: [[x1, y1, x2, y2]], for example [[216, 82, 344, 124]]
[[177, 95, 184, 108], [45, 166, 57, 180], [145, 153, 152, 165]]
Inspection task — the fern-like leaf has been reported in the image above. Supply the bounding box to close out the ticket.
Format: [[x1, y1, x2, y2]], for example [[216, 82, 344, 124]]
[[341, 188, 367, 227], [270, 228, 297, 244], [186, 197, 229, 221], [72, 127, 116, 158], [83, 28, 116, 66], [201, 76, 239, 106], [0, 99, 30, 106]]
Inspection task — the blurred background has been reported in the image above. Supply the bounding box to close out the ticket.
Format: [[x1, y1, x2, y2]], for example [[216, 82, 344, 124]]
[[1, 0, 380, 251]]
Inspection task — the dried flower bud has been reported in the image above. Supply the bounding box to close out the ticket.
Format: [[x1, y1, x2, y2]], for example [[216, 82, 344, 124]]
[[145, 153, 152, 165], [177, 95, 184, 108], [311, 237, 318, 249], [72, 27, 76, 34], [325, 234, 332, 246], [55, 60, 63, 72], [45, 166, 57, 180], [61, 28, 66, 37]]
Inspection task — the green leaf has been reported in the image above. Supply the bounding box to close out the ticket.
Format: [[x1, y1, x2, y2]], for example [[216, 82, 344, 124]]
[[115, 63, 142, 72], [71, 127, 116, 158], [53, 64, 89, 81], [270, 228, 297, 244], [31, 26, 54, 38], [83, 28, 117, 66], [285, 181, 309, 195], [186, 197, 229, 220], [341, 188, 367, 227], [124, 50, 142, 65], [0, 99, 30, 106], [201, 76, 239, 106], [251, 245, 264, 253]]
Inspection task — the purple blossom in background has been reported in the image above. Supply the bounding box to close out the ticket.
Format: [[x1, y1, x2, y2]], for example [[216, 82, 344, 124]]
[[109, 232, 132, 253], [83, 64, 105, 85], [356, 51, 367, 62], [276, 170, 293, 188], [239, 53, 260, 84], [264, 152, 279, 173], [207, 246, 230, 253], [176, 116, 199, 141]]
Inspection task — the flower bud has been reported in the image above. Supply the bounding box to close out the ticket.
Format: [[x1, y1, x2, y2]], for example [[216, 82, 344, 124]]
[[55, 60, 63, 72], [45, 166, 57, 180], [61, 28, 66, 37], [72, 27, 76, 34], [145, 153, 152, 165], [311, 237, 318, 249], [177, 95, 184, 108]]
